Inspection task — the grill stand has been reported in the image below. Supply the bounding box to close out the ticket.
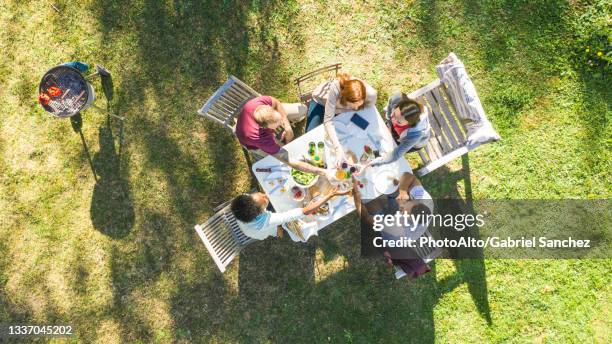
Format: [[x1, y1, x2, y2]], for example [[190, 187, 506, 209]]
[[70, 113, 98, 182]]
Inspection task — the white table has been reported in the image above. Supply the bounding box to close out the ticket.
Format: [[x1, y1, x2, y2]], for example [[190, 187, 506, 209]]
[[252, 106, 412, 241]]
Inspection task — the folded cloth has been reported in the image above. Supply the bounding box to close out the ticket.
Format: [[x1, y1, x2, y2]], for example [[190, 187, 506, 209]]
[[435, 52, 501, 145], [264, 171, 289, 181], [284, 220, 318, 242]]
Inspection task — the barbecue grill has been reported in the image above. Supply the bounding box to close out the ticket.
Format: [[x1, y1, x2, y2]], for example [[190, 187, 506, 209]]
[[39, 65, 95, 118], [38, 63, 124, 182]]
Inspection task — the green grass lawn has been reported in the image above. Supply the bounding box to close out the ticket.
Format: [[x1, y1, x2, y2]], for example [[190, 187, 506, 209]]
[[0, 0, 610, 343]]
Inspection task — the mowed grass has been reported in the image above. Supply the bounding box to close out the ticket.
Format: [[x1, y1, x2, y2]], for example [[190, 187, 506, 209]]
[[0, 0, 610, 343]]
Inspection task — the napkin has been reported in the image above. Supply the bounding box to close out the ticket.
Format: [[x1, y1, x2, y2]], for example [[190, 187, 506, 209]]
[[264, 171, 289, 181]]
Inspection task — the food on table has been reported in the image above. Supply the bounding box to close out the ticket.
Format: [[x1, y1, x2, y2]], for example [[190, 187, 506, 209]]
[[291, 168, 317, 186], [292, 186, 305, 201], [317, 202, 329, 215]]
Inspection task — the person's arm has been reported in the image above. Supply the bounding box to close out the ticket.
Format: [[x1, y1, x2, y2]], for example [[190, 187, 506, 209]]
[[363, 80, 378, 107], [272, 148, 333, 179], [270, 96, 294, 142], [396, 172, 421, 201], [370, 131, 422, 167], [302, 186, 348, 214], [322, 81, 346, 166], [267, 208, 305, 229], [351, 176, 363, 216]]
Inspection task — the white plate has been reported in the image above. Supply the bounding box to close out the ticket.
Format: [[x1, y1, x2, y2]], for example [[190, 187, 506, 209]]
[[373, 169, 399, 194]]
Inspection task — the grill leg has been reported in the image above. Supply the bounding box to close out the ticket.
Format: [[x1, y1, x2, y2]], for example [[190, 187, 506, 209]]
[[71, 113, 98, 182]]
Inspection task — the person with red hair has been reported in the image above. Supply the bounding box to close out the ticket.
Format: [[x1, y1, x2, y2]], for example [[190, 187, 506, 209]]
[[307, 72, 377, 166]]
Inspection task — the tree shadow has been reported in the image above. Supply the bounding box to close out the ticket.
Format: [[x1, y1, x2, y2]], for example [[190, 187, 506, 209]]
[[90, 115, 135, 238], [88, 0, 306, 341]]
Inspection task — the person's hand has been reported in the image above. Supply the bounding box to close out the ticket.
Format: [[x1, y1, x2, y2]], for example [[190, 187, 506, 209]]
[[334, 148, 346, 169], [327, 185, 350, 198], [351, 163, 368, 177], [283, 128, 294, 143], [333, 185, 351, 196], [396, 190, 409, 202], [323, 169, 337, 182]]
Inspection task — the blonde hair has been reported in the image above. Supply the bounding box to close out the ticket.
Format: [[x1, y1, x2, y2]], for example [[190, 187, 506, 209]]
[[253, 105, 279, 127], [337, 72, 367, 108]]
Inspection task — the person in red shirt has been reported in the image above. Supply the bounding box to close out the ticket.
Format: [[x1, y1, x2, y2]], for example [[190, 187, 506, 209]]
[[235, 96, 333, 179]]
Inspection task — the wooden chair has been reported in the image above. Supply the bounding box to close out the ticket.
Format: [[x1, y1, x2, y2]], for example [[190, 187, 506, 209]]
[[197, 76, 265, 166], [408, 80, 486, 176], [295, 63, 342, 104], [194, 200, 256, 273], [197, 75, 261, 132]]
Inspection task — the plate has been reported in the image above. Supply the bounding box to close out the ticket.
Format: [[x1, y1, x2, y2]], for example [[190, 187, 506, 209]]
[[290, 168, 319, 188], [373, 169, 399, 194]]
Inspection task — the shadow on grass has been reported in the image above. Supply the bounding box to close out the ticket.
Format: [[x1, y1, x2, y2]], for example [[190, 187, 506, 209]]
[[423, 155, 492, 325], [229, 155, 490, 342], [88, 0, 306, 341], [90, 114, 135, 238]]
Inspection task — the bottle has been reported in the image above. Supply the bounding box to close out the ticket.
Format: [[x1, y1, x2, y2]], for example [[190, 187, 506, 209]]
[[317, 141, 326, 168]]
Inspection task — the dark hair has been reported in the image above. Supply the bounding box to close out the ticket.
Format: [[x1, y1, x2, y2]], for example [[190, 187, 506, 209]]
[[396, 95, 425, 126], [230, 194, 262, 223], [410, 203, 432, 218]]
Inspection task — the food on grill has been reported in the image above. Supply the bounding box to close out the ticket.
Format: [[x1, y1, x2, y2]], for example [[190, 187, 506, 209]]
[[39, 65, 90, 118], [47, 86, 62, 97], [38, 93, 51, 105], [291, 169, 317, 186]]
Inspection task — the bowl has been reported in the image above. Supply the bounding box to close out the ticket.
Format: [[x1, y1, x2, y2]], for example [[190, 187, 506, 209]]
[[291, 186, 306, 202], [290, 168, 319, 188]]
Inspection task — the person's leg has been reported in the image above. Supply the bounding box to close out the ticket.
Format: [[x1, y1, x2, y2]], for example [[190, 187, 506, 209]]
[[282, 102, 307, 122], [305, 102, 325, 132]]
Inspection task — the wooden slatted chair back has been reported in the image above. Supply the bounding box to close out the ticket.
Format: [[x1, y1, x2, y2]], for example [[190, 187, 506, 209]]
[[197, 76, 261, 131], [295, 63, 342, 104], [408, 80, 476, 176], [194, 202, 256, 273]]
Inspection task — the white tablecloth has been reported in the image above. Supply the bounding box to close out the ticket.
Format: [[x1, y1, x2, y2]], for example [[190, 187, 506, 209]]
[[252, 106, 412, 241]]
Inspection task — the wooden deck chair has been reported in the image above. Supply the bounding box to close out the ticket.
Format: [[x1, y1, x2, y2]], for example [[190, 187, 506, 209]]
[[407, 80, 489, 176], [197, 76, 265, 164], [295, 63, 342, 104], [394, 229, 443, 279], [194, 200, 256, 273], [197, 75, 261, 132]]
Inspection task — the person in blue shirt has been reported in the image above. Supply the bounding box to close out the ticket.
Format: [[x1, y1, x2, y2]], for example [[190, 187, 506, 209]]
[[369, 92, 431, 168]]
